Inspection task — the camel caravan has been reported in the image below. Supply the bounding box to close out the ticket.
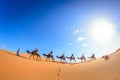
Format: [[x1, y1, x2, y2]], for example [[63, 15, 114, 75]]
[[24, 48, 102, 63]]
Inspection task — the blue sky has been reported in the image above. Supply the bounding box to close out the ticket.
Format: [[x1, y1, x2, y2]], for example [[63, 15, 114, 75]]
[[0, 0, 120, 60]]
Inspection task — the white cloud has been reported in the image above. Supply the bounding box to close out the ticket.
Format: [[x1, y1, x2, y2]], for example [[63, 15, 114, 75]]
[[73, 29, 80, 35], [77, 37, 86, 42], [69, 43, 73, 46], [83, 44, 88, 47]]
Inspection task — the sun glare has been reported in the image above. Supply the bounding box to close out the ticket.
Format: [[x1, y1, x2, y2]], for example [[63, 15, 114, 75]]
[[89, 20, 115, 45]]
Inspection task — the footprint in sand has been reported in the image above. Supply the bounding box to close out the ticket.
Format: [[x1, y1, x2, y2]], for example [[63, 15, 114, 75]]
[[57, 66, 62, 80]]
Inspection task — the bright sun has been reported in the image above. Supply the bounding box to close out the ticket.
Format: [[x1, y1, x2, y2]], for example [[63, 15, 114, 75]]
[[89, 19, 115, 45]]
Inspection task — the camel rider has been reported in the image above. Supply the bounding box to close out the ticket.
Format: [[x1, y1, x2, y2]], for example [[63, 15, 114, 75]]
[[82, 54, 86, 61], [92, 53, 95, 58], [82, 54, 85, 59], [71, 54, 74, 58], [61, 53, 65, 57], [49, 51, 53, 57], [35, 48, 38, 52]]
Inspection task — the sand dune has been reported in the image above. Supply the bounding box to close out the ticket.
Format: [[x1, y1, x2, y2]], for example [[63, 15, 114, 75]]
[[0, 49, 120, 80]]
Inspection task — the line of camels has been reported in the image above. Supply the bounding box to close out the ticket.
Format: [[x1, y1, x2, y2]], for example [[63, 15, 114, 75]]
[[26, 48, 109, 63]]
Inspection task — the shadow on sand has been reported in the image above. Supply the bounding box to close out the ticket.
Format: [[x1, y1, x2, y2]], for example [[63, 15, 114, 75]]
[[7, 52, 27, 59]]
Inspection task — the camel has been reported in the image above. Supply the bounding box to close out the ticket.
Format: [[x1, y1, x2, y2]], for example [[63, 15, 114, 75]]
[[42, 51, 54, 61], [77, 54, 86, 62], [56, 54, 66, 62], [26, 49, 41, 60], [66, 54, 76, 62], [88, 54, 96, 61], [102, 55, 109, 61], [77, 56, 86, 62]]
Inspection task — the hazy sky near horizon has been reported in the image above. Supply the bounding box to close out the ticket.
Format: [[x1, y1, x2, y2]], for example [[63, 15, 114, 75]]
[[0, 0, 120, 59]]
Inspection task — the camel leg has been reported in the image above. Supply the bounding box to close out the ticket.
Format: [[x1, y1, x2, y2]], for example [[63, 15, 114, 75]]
[[63, 59, 65, 63], [32, 55, 34, 60], [60, 59, 62, 63], [46, 58, 48, 61], [29, 54, 33, 59], [39, 55, 41, 61], [74, 59, 76, 63], [49, 58, 50, 62], [39, 56, 41, 60], [36, 55, 38, 60], [95, 58, 96, 60], [62, 59, 65, 63], [52, 57, 54, 61], [64, 59, 66, 62], [36, 55, 39, 60], [37, 55, 41, 61], [70, 59, 72, 63], [84, 58, 86, 61], [81, 59, 83, 63]]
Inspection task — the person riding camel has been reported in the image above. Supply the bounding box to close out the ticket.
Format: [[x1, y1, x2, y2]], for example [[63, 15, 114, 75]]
[[71, 54, 74, 58], [49, 51, 53, 56], [61, 53, 65, 57], [81, 54, 86, 62], [92, 53, 95, 58], [90, 53, 96, 60]]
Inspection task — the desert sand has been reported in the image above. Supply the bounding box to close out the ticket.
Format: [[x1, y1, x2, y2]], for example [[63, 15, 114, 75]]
[[0, 49, 120, 80]]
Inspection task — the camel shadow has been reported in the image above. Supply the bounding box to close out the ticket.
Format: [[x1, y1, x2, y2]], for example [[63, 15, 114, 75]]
[[55, 61, 69, 64], [7, 52, 27, 59], [7, 52, 16, 56], [18, 55, 27, 59]]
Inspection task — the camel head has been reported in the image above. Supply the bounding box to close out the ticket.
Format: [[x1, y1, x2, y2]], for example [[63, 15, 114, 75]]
[[56, 56, 60, 58], [88, 57, 91, 59], [42, 54, 47, 56], [66, 57, 70, 59], [26, 50, 30, 53], [78, 57, 83, 59], [77, 57, 80, 59]]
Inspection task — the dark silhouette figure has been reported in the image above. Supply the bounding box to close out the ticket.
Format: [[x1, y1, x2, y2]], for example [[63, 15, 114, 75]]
[[26, 48, 41, 60], [56, 54, 66, 62], [102, 55, 109, 61], [66, 54, 76, 62], [16, 48, 20, 56], [42, 51, 54, 61], [77, 54, 86, 62], [88, 53, 96, 60]]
